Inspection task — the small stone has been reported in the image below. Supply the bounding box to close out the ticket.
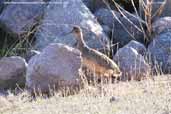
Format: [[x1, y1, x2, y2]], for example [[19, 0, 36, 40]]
[[0, 56, 27, 89], [126, 40, 146, 56], [114, 47, 150, 81], [109, 96, 117, 103]]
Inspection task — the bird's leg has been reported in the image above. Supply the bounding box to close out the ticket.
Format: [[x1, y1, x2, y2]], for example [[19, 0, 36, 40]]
[[111, 71, 122, 83]]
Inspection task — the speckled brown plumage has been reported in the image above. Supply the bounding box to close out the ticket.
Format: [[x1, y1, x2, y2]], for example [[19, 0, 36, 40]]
[[71, 26, 121, 78]]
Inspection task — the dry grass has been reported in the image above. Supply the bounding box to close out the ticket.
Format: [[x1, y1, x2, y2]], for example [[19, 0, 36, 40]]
[[0, 75, 171, 114], [0, 1, 170, 114], [105, 0, 167, 42]]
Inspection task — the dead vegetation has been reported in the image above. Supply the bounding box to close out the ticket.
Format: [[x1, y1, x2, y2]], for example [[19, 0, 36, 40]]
[[0, 75, 171, 114]]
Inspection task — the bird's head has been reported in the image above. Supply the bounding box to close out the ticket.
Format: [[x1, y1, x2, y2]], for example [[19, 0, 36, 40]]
[[67, 25, 84, 43], [63, 25, 82, 36], [72, 26, 82, 34], [69, 26, 83, 39], [63, 25, 86, 48]]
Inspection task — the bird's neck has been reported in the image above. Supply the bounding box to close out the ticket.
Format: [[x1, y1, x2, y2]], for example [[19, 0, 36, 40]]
[[76, 32, 87, 50]]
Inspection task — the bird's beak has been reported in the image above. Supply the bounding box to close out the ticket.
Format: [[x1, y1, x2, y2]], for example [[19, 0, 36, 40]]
[[63, 29, 74, 36]]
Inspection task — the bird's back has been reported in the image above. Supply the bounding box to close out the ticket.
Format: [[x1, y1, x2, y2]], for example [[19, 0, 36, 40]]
[[81, 46, 121, 75]]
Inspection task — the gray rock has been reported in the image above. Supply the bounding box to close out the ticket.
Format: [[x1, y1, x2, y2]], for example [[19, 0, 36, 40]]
[[112, 14, 144, 48], [94, 8, 145, 50], [139, 0, 171, 19], [114, 47, 150, 81], [25, 50, 41, 62], [82, 0, 117, 13], [0, 56, 27, 89], [0, 0, 45, 36], [94, 8, 121, 28], [35, 25, 77, 49], [101, 25, 111, 38], [126, 40, 146, 56], [148, 31, 171, 73], [35, 0, 109, 51], [82, 0, 108, 12], [152, 17, 171, 35], [0, 0, 5, 14], [26, 43, 82, 93]]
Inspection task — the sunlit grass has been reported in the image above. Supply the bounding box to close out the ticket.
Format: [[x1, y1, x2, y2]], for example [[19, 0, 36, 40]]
[[0, 75, 171, 114]]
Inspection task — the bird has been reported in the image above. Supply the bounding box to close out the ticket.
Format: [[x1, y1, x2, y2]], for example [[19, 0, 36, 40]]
[[68, 26, 121, 79]]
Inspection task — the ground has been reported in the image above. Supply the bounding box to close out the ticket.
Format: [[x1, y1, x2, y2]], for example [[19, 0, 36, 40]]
[[1, 75, 171, 114]]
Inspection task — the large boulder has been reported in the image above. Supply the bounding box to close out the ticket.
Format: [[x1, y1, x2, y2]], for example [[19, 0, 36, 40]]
[[148, 31, 171, 73], [26, 43, 82, 93], [152, 17, 171, 35], [139, 0, 171, 19], [94, 8, 144, 49], [94, 8, 121, 29], [82, 0, 113, 13], [35, 0, 109, 51], [0, 0, 45, 36], [114, 47, 150, 81], [0, 56, 27, 89], [112, 13, 144, 48]]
